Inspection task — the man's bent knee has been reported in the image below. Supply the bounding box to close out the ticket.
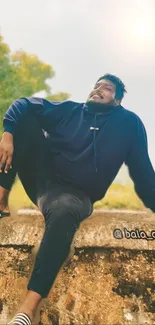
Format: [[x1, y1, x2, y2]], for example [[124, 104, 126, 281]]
[[37, 190, 93, 223]]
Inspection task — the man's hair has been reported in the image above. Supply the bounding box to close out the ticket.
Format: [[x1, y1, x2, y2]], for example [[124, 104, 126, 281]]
[[97, 73, 127, 101]]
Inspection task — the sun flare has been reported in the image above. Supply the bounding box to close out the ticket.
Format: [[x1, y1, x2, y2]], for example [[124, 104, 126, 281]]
[[126, 0, 154, 47], [134, 19, 152, 41]]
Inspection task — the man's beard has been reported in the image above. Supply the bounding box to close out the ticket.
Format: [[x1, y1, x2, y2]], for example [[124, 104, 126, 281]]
[[86, 99, 117, 114]]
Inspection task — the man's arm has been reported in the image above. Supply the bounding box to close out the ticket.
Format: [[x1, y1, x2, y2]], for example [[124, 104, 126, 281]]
[[125, 115, 155, 212], [1, 97, 73, 172], [3, 97, 73, 135]]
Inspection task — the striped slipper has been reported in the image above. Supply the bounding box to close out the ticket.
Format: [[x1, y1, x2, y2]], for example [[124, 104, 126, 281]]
[[7, 312, 32, 325]]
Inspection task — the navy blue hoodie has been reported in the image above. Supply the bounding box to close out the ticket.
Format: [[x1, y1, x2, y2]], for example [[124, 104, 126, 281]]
[[3, 97, 155, 210]]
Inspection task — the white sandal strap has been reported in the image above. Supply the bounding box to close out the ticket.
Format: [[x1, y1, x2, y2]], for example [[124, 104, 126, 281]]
[[8, 313, 32, 325]]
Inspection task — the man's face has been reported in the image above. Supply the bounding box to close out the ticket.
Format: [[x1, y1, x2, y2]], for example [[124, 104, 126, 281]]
[[87, 79, 119, 105]]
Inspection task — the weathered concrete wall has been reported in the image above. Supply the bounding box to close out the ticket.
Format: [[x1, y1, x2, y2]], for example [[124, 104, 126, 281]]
[[0, 209, 155, 325]]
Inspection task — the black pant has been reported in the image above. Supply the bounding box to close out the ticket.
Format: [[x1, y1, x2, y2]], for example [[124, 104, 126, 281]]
[[0, 113, 93, 298]]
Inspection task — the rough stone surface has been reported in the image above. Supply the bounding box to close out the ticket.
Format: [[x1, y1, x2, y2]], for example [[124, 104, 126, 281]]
[[0, 209, 155, 324]]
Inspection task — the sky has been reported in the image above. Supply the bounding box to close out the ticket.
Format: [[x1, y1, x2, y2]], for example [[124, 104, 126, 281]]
[[0, 0, 155, 171]]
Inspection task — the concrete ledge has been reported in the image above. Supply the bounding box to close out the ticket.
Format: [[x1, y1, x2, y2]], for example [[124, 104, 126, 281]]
[[0, 208, 154, 250], [0, 209, 155, 325], [0, 209, 44, 246], [74, 209, 155, 250]]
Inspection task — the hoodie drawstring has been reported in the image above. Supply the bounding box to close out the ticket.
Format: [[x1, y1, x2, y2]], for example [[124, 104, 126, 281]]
[[90, 115, 99, 173]]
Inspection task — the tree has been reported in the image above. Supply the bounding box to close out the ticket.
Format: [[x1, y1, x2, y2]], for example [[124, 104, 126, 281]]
[[11, 51, 54, 97], [0, 34, 70, 134]]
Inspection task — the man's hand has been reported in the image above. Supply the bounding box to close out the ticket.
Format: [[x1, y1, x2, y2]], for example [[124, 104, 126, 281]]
[[0, 132, 14, 173]]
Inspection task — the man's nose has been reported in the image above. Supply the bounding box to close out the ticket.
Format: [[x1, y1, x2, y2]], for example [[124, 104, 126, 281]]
[[98, 84, 104, 92], [98, 86, 104, 95]]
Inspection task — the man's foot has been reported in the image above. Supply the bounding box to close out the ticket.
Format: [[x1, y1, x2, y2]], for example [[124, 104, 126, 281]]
[[8, 290, 42, 324], [8, 312, 32, 325], [8, 304, 35, 324], [16, 303, 35, 322]]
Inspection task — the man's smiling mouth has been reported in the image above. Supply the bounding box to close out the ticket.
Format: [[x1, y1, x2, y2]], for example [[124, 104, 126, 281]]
[[91, 93, 104, 99]]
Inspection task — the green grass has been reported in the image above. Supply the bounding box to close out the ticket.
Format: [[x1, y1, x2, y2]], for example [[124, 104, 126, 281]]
[[8, 178, 146, 213], [94, 183, 145, 210], [9, 178, 36, 214]]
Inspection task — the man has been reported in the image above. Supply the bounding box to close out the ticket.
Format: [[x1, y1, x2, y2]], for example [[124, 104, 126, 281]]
[[1, 74, 155, 325]]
